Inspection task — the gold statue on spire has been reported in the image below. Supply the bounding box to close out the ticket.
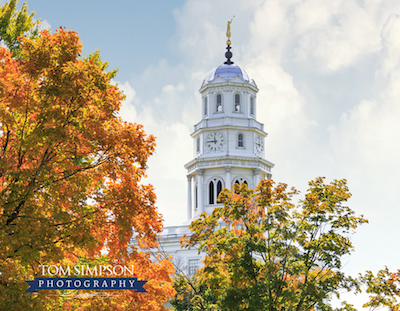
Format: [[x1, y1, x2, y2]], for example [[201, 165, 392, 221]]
[[226, 16, 235, 45]]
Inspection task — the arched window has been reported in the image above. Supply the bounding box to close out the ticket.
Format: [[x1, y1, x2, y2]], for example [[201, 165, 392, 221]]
[[235, 179, 248, 185], [234, 177, 248, 193], [217, 180, 222, 195], [204, 97, 208, 116], [237, 133, 244, 148], [209, 181, 214, 204], [250, 97, 255, 115], [196, 137, 200, 153], [216, 94, 222, 112], [235, 94, 240, 112], [209, 178, 224, 204]]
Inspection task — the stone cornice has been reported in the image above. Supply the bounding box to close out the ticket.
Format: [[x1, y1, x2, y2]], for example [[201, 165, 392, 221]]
[[191, 123, 267, 138], [200, 79, 259, 93], [192, 117, 267, 136], [185, 155, 275, 175]]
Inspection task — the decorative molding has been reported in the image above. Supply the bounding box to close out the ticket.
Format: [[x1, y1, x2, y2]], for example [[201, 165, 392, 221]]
[[253, 168, 261, 174], [185, 156, 274, 176], [200, 80, 259, 93], [192, 122, 267, 137]]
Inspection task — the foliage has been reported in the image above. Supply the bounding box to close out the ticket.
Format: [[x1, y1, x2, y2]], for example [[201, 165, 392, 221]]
[[171, 274, 217, 311], [0, 28, 174, 309], [0, 0, 40, 56], [360, 267, 400, 310], [177, 178, 368, 311]]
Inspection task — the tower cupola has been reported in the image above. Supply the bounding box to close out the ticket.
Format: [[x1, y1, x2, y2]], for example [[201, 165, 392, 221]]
[[208, 64, 249, 81], [184, 19, 274, 221]]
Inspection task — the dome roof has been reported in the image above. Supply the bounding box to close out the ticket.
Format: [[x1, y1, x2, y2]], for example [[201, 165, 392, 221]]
[[208, 64, 249, 81]]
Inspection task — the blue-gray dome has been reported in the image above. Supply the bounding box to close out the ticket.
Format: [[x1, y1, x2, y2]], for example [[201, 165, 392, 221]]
[[208, 64, 249, 81]]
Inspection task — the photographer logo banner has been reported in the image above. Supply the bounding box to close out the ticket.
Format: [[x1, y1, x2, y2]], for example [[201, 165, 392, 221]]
[[26, 277, 147, 293]]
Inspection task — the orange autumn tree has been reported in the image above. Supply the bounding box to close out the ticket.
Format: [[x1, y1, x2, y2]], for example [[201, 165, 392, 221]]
[[0, 28, 174, 309]]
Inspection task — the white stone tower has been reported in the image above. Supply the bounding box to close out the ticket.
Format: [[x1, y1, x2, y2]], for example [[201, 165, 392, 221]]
[[158, 34, 274, 286], [184, 42, 274, 222]]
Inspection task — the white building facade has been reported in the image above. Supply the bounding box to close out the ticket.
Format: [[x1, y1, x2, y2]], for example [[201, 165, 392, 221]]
[[159, 45, 274, 277]]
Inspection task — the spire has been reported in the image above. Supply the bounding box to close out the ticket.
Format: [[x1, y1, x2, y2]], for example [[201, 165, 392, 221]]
[[224, 16, 235, 65]]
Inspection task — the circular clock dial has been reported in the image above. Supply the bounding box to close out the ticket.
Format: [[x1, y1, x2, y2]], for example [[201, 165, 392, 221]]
[[205, 132, 225, 152], [254, 135, 264, 155]]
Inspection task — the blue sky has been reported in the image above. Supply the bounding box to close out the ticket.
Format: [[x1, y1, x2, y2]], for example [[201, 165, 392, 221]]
[[18, 0, 185, 81], [13, 0, 400, 308]]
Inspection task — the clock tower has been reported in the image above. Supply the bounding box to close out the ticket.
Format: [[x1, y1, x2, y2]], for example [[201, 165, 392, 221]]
[[184, 41, 274, 221], [156, 29, 275, 287]]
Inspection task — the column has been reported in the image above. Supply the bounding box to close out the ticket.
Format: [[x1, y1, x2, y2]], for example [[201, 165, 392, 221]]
[[253, 168, 261, 189], [187, 175, 192, 220], [225, 166, 231, 190], [197, 169, 204, 214]]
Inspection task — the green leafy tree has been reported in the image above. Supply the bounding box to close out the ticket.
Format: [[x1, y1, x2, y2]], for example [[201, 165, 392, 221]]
[[176, 178, 368, 311], [171, 274, 217, 311], [360, 267, 400, 310], [0, 0, 40, 56]]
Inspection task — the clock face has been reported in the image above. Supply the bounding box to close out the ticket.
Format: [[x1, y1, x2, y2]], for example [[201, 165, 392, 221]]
[[205, 132, 225, 152], [254, 135, 264, 155]]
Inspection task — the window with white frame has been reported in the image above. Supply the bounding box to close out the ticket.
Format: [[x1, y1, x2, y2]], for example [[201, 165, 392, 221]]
[[209, 177, 224, 204], [250, 97, 255, 115], [203, 97, 208, 116], [216, 94, 222, 112], [234, 93, 240, 112], [237, 133, 244, 148], [196, 137, 200, 153], [188, 259, 200, 276]]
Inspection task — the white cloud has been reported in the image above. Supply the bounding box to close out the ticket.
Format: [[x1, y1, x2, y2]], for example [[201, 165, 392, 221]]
[[117, 2, 400, 306], [327, 13, 400, 222], [117, 80, 137, 121], [290, 0, 382, 71], [137, 115, 192, 226], [246, 55, 315, 140], [245, 0, 400, 74], [38, 19, 51, 32], [116, 79, 193, 226], [145, 121, 192, 226]]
